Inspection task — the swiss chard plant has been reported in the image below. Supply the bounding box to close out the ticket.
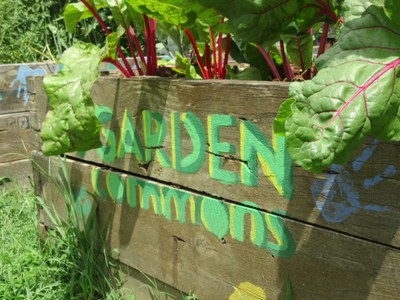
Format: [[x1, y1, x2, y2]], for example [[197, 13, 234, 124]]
[[42, 0, 224, 154], [197, 0, 341, 80], [41, 0, 400, 176], [276, 0, 400, 173]]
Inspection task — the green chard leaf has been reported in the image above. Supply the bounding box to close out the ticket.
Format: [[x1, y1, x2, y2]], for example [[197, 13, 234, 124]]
[[284, 5, 400, 173], [106, 0, 138, 29], [126, 0, 223, 42], [103, 26, 125, 60], [126, 0, 190, 27], [196, 0, 338, 45], [225, 66, 262, 81], [64, 1, 108, 33], [41, 42, 103, 156], [341, 0, 384, 21], [275, 98, 295, 136], [285, 31, 314, 71]]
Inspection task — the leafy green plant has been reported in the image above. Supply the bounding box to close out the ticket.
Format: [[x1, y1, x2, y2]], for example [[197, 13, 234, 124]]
[[41, 0, 400, 175], [196, 0, 341, 80], [41, 0, 222, 154], [0, 0, 106, 63], [276, 0, 400, 172], [40, 0, 336, 155]]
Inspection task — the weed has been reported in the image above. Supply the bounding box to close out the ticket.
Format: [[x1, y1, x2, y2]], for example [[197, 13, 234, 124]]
[[0, 188, 69, 299], [0, 155, 195, 299], [32, 155, 125, 299], [0, 0, 103, 63]]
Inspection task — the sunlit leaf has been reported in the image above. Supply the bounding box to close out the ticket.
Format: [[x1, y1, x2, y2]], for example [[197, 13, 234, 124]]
[[284, 5, 400, 172], [41, 42, 102, 155]]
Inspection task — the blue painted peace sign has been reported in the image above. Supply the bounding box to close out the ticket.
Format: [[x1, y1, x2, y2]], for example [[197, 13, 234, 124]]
[[311, 140, 396, 223]]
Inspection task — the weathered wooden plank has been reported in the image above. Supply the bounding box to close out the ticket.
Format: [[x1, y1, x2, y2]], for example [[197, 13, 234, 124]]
[[0, 159, 32, 188], [33, 152, 400, 300], [37, 217, 185, 300], [0, 63, 58, 114], [113, 260, 189, 300], [32, 76, 400, 249], [0, 60, 124, 118], [0, 111, 38, 163]]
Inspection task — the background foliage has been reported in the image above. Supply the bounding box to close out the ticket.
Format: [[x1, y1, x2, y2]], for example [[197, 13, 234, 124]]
[[0, 0, 102, 63]]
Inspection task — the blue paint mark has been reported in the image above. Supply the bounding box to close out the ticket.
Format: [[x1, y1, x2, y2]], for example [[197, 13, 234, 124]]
[[352, 139, 379, 172], [0, 92, 3, 104], [75, 187, 92, 219], [363, 204, 390, 212], [363, 165, 397, 189], [10, 65, 47, 105], [311, 140, 396, 223]]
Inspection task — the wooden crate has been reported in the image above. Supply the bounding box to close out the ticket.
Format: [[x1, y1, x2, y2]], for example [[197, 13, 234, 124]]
[[0, 63, 59, 187], [32, 77, 400, 299]]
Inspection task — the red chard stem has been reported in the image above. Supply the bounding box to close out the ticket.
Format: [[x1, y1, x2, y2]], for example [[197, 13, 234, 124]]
[[103, 58, 131, 78], [129, 26, 146, 73], [205, 44, 212, 78], [280, 40, 294, 80], [318, 22, 330, 57], [81, 0, 134, 77], [184, 28, 209, 79], [209, 27, 218, 77], [81, 0, 110, 35], [222, 34, 231, 79], [218, 32, 223, 79], [151, 18, 158, 75], [257, 44, 282, 80], [144, 15, 152, 75]]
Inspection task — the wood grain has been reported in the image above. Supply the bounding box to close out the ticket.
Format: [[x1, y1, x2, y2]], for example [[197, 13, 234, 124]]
[[33, 152, 400, 300], [0, 159, 33, 188], [31, 77, 400, 249], [0, 112, 38, 163], [0, 63, 57, 114]]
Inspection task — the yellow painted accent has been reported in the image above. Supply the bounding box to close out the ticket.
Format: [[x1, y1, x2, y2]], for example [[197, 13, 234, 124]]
[[160, 187, 166, 216], [91, 167, 100, 196], [171, 113, 177, 169], [155, 151, 165, 167], [189, 196, 196, 224], [240, 122, 246, 181], [149, 194, 160, 215], [229, 205, 236, 238], [265, 214, 282, 247], [258, 154, 283, 196], [250, 215, 257, 243], [105, 174, 112, 199], [229, 282, 266, 300], [126, 177, 134, 206], [138, 185, 144, 208], [207, 115, 214, 178], [142, 110, 148, 143], [272, 131, 278, 152], [240, 121, 286, 196], [181, 113, 187, 122], [143, 110, 163, 165], [200, 200, 209, 232], [117, 109, 128, 157]]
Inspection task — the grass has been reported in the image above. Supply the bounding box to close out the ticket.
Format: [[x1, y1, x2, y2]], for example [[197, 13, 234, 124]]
[[0, 170, 125, 299], [0, 157, 198, 300], [0, 187, 69, 299]]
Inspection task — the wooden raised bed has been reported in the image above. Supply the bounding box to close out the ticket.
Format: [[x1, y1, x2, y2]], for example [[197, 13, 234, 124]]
[[31, 77, 400, 299], [0, 63, 59, 187]]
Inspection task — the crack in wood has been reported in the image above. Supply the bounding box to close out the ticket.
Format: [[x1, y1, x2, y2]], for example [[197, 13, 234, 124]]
[[205, 150, 249, 166], [173, 235, 186, 243]]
